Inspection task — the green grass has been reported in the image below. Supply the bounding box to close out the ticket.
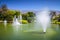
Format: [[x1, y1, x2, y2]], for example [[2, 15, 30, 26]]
[[0, 23, 60, 40]]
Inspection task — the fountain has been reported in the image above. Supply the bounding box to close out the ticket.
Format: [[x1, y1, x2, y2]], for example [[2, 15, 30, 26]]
[[4, 20, 7, 26], [18, 15, 22, 24], [13, 15, 20, 25], [12, 15, 22, 32], [36, 8, 51, 33]]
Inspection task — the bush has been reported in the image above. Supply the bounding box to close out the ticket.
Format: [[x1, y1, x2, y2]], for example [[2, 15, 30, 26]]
[[19, 20, 28, 24]]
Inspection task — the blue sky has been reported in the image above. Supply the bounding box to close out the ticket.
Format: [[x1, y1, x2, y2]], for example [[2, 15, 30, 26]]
[[0, 0, 60, 11]]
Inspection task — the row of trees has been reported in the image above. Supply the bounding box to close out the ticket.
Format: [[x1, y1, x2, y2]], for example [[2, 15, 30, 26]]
[[0, 4, 20, 21], [0, 4, 35, 23], [50, 11, 60, 24], [22, 12, 35, 23]]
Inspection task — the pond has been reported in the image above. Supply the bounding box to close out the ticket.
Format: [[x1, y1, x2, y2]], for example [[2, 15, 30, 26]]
[[0, 23, 60, 40]]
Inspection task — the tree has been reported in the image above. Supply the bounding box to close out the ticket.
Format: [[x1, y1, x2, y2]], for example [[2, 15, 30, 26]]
[[22, 14, 27, 20], [1, 4, 8, 11], [0, 4, 8, 20], [14, 11, 20, 18], [7, 10, 16, 16], [27, 12, 35, 17], [26, 12, 35, 23], [0, 4, 21, 22]]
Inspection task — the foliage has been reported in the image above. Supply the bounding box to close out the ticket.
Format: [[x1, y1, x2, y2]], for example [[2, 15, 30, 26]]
[[52, 14, 60, 24], [27, 12, 35, 17], [19, 20, 28, 24], [1, 4, 7, 11], [0, 4, 36, 23], [27, 12, 35, 23], [22, 14, 27, 20], [14, 11, 20, 18], [0, 4, 21, 21], [22, 12, 35, 23]]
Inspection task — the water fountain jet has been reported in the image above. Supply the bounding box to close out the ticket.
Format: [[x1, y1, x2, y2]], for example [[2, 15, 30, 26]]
[[13, 15, 20, 25], [36, 8, 51, 33], [12, 15, 22, 32], [4, 20, 7, 26]]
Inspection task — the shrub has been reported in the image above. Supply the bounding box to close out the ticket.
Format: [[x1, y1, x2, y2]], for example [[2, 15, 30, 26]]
[[19, 20, 28, 24]]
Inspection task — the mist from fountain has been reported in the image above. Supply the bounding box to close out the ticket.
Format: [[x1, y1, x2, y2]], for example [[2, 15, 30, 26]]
[[12, 15, 22, 32], [36, 8, 51, 32], [13, 15, 20, 25], [18, 15, 22, 24], [4, 20, 7, 27]]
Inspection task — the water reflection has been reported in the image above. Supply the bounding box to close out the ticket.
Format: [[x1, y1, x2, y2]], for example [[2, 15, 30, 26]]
[[56, 24, 60, 31], [4, 20, 7, 27], [0, 23, 60, 40]]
